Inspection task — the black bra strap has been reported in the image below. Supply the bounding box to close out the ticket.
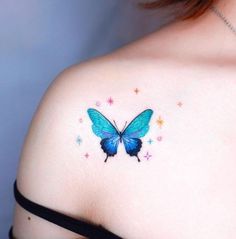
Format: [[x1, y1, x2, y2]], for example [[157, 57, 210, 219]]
[[13, 181, 122, 239], [8, 227, 14, 239]]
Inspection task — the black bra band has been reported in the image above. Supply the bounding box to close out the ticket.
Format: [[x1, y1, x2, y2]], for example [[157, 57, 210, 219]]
[[12, 180, 122, 239]]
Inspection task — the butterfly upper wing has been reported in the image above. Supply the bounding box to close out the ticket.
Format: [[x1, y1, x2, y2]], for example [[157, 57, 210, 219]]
[[87, 108, 118, 138], [87, 108, 120, 156], [122, 109, 153, 156], [122, 109, 153, 138]]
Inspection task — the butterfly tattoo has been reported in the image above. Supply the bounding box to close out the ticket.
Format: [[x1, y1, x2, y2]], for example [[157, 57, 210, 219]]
[[87, 108, 153, 162]]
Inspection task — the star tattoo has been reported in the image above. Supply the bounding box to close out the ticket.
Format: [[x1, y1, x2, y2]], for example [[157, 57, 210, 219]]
[[95, 101, 101, 107], [156, 116, 164, 128], [144, 151, 152, 160], [177, 101, 183, 107], [134, 88, 140, 94], [107, 97, 114, 105], [84, 153, 89, 158], [147, 138, 153, 144], [76, 135, 82, 145], [157, 136, 163, 142]]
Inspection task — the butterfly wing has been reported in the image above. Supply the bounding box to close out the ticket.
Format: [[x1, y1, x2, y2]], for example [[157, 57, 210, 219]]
[[87, 108, 120, 157], [122, 109, 153, 158], [101, 136, 120, 156], [122, 137, 142, 157]]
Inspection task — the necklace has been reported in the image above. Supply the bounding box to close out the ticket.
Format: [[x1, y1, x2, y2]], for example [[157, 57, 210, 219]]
[[210, 4, 236, 37]]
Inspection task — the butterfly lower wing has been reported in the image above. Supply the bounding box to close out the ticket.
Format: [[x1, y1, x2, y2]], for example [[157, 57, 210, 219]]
[[122, 136, 142, 162], [87, 108, 120, 161], [122, 109, 153, 161], [101, 135, 120, 162]]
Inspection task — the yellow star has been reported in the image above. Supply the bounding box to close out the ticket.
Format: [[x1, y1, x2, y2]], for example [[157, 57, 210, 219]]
[[156, 116, 164, 128]]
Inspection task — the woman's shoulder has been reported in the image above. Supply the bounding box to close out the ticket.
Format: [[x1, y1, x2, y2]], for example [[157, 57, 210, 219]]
[[13, 34, 163, 231], [13, 19, 236, 237], [13, 36, 171, 235], [13, 56, 123, 236]]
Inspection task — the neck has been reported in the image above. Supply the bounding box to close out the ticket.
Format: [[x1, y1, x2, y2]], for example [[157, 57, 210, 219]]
[[139, 0, 236, 63], [215, 0, 236, 23], [177, 0, 236, 58], [185, 0, 236, 37], [202, 0, 236, 54]]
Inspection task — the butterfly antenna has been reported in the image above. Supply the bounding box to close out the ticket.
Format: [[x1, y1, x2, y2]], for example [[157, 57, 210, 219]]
[[113, 120, 120, 132], [136, 155, 141, 162], [121, 121, 128, 133]]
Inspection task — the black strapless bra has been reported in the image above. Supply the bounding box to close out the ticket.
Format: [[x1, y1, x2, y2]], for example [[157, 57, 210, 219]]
[[9, 181, 123, 239]]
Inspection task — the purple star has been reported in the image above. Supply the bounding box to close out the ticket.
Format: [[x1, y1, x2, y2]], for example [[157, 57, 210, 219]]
[[144, 151, 152, 160]]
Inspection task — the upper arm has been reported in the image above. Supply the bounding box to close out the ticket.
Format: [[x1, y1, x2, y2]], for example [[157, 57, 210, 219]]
[[12, 60, 106, 239]]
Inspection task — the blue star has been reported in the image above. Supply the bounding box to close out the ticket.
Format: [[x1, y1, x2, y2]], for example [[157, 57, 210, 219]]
[[76, 135, 82, 145], [147, 138, 153, 145]]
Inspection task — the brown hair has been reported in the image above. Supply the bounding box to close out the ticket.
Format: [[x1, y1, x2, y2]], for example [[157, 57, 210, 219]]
[[138, 0, 217, 20]]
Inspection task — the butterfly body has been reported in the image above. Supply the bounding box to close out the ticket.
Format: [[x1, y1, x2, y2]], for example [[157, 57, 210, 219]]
[[87, 108, 153, 162]]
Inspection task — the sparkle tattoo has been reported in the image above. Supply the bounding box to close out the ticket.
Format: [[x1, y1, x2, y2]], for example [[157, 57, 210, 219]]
[[156, 116, 164, 128], [107, 97, 114, 105], [134, 88, 140, 94], [157, 136, 163, 142], [76, 135, 82, 145], [95, 101, 101, 107], [147, 138, 153, 145], [144, 151, 152, 160], [177, 101, 183, 107], [84, 152, 89, 158]]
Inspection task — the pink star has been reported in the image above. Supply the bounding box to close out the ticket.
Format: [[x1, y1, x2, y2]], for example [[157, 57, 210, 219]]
[[177, 101, 183, 107], [134, 88, 140, 94], [107, 97, 114, 105], [157, 136, 163, 142], [95, 101, 101, 107], [144, 151, 152, 160]]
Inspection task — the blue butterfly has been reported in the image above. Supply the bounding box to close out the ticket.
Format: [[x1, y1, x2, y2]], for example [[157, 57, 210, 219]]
[[87, 108, 153, 162]]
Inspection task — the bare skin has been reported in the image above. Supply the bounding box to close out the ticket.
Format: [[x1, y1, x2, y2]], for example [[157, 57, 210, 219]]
[[12, 1, 236, 238]]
